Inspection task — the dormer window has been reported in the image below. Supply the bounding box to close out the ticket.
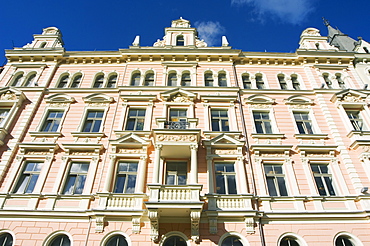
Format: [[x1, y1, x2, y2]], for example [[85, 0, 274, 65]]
[[176, 35, 185, 46]]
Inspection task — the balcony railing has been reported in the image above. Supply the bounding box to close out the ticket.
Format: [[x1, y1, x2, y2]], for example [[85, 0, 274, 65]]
[[164, 121, 189, 130], [206, 194, 253, 210], [97, 193, 145, 210], [147, 184, 203, 203]]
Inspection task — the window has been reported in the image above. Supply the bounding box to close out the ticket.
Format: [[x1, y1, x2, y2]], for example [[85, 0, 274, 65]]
[[176, 35, 185, 46], [336, 74, 346, 89], [114, 162, 137, 193], [14, 161, 43, 194], [106, 235, 128, 246], [242, 74, 251, 89], [93, 75, 104, 88], [131, 73, 141, 86], [311, 164, 335, 196], [144, 72, 154, 86], [169, 108, 187, 122], [291, 75, 300, 90], [0, 233, 13, 246], [49, 234, 71, 246], [82, 110, 104, 132], [107, 74, 117, 88], [293, 112, 314, 134], [253, 112, 272, 134], [41, 111, 64, 132], [0, 109, 10, 127], [163, 236, 186, 246], [256, 74, 265, 89], [57, 75, 69, 88], [168, 73, 177, 86], [125, 109, 145, 131], [264, 164, 288, 196], [278, 74, 288, 90], [211, 109, 229, 131], [221, 236, 243, 246], [71, 74, 82, 88], [24, 74, 36, 87], [323, 73, 332, 89], [346, 110, 365, 131], [181, 72, 191, 86], [166, 162, 187, 185], [11, 73, 24, 86], [63, 162, 89, 195], [335, 236, 354, 246], [215, 163, 237, 194], [218, 73, 227, 87], [280, 237, 300, 246], [205, 73, 214, 86]]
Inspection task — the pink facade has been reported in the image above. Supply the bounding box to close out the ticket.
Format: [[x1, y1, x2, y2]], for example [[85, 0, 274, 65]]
[[0, 18, 369, 245]]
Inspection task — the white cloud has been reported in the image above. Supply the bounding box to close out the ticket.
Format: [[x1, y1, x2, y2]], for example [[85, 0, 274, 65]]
[[194, 21, 225, 46], [231, 0, 314, 24]]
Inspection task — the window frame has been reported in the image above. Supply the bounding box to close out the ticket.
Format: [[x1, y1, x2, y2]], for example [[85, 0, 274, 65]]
[[255, 73, 266, 89], [278, 74, 288, 90], [101, 232, 131, 246], [13, 161, 44, 194], [23, 72, 37, 87], [56, 74, 70, 88], [81, 110, 105, 133], [0, 230, 14, 246], [113, 161, 138, 193], [252, 111, 274, 134], [263, 164, 288, 196], [43, 232, 72, 246], [210, 108, 230, 132], [62, 162, 90, 195], [181, 72, 191, 86], [167, 72, 178, 86], [204, 72, 214, 87], [310, 163, 336, 196], [39, 110, 65, 132], [214, 162, 237, 195], [93, 74, 105, 88], [144, 71, 155, 86], [70, 73, 83, 88], [130, 72, 141, 86], [293, 111, 315, 134], [125, 108, 146, 131], [242, 73, 252, 89], [165, 161, 188, 185], [10, 72, 24, 87], [218, 72, 228, 87]]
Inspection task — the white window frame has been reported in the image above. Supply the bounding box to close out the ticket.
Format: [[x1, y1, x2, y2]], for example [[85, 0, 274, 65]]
[[101, 231, 132, 246], [12, 160, 44, 194], [144, 70, 156, 86], [291, 110, 320, 135], [43, 231, 73, 246], [309, 162, 337, 196], [61, 161, 90, 195], [252, 110, 277, 134], [263, 163, 289, 196]]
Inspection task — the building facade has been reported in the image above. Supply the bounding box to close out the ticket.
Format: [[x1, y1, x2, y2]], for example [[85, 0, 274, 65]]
[[0, 18, 370, 245]]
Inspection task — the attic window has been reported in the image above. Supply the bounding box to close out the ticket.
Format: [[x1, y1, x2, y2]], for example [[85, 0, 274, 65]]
[[176, 35, 185, 46], [40, 42, 47, 48]]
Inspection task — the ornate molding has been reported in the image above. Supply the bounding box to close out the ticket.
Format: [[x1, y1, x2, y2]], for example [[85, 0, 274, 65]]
[[132, 216, 141, 234], [245, 217, 255, 234], [213, 149, 238, 155], [191, 209, 201, 243], [156, 134, 197, 142], [209, 217, 217, 234], [148, 210, 159, 243], [95, 215, 105, 233]]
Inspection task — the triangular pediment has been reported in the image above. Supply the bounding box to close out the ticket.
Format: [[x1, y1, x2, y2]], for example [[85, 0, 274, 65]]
[[331, 89, 368, 103], [0, 87, 25, 101], [160, 88, 197, 102], [204, 133, 244, 147], [111, 133, 149, 146]]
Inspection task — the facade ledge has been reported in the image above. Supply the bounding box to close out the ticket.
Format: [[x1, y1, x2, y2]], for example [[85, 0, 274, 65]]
[[114, 130, 151, 139], [205, 194, 254, 211], [347, 130, 370, 138], [203, 131, 242, 140], [250, 144, 293, 153], [294, 133, 328, 139], [251, 133, 285, 139], [71, 132, 105, 138], [295, 145, 337, 153], [96, 192, 147, 211]]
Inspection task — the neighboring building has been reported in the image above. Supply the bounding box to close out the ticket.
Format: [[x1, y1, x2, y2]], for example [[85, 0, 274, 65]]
[[0, 18, 370, 245]]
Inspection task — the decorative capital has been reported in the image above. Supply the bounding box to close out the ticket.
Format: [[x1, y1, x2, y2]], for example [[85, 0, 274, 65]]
[[95, 216, 105, 233]]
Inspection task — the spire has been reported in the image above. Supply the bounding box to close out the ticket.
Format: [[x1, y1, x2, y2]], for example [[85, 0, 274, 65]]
[[323, 19, 357, 51]]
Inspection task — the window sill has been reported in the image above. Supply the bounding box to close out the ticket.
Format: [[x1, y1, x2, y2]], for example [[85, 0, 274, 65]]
[[114, 130, 151, 138], [251, 133, 285, 139], [347, 130, 370, 138], [71, 132, 105, 138], [294, 134, 328, 139], [29, 132, 62, 138]]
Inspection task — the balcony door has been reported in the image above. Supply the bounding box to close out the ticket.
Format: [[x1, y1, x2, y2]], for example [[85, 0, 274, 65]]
[[165, 162, 187, 185]]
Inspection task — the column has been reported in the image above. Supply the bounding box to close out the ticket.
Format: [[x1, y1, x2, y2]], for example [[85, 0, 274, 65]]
[[236, 156, 248, 194], [136, 155, 147, 193], [190, 144, 198, 184], [207, 156, 214, 193], [103, 156, 116, 192], [152, 144, 162, 183]]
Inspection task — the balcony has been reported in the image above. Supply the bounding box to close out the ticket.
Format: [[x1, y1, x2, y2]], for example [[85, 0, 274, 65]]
[[164, 121, 189, 130], [96, 193, 145, 213]]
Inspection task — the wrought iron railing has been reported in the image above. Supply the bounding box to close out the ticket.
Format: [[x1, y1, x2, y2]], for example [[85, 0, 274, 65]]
[[164, 121, 189, 129]]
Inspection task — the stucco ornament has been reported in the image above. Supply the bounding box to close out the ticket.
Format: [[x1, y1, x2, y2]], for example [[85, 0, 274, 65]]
[[342, 93, 364, 102], [301, 28, 321, 36], [170, 93, 191, 103], [0, 91, 16, 100], [171, 17, 191, 28], [153, 36, 167, 47], [195, 38, 207, 47]]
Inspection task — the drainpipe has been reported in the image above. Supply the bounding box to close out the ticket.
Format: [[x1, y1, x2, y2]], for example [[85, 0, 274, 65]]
[[232, 60, 266, 246]]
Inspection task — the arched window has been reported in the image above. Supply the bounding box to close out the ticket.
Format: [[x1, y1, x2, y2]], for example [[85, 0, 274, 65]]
[[335, 236, 354, 246], [24, 74, 37, 87], [40, 42, 47, 48], [205, 72, 214, 86], [49, 234, 70, 246], [291, 74, 300, 90], [278, 74, 287, 90], [181, 72, 191, 86], [163, 236, 187, 246], [242, 73, 251, 89], [71, 74, 82, 88], [323, 73, 332, 89], [93, 74, 104, 88], [167, 73, 177, 86], [57, 75, 69, 88], [280, 236, 300, 246], [176, 35, 185, 46], [221, 236, 243, 246], [144, 72, 154, 86], [0, 233, 13, 246], [11, 73, 24, 87], [218, 72, 227, 87], [105, 235, 128, 246], [256, 74, 265, 89], [131, 73, 141, 86], [107, 74, 117, 88]]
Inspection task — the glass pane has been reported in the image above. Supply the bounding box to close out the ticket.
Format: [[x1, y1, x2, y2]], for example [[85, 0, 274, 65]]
[[222, 236, 243, 246], [324, 176, 336, 196], [166, 175, 175, 185], [164, 236, 186, 246], [92, 120, 102, 132], [212, 120, 220, 131], [314, 177, 327, 196], [114, 175, 126, 193], [221, 119, 229, 131], [63, 176, 76, 194], [266, 177, 278, 196], [107, 235, 128, 246], [126, 175, 136, 193], [225, 164, 235, 172], [15, 175, 29, 193], [227, 175, 237, 194], [74, 175, 86, 194], [216, 175, 225, 194], [277, 177, 288, 196], [178, 175, 187, 185], [25, 174, 39, 193], [126, 119, 135, 130]]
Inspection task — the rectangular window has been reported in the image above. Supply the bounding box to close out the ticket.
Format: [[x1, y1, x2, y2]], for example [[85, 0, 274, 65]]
[[114, 162, 138, 193], [264, 164, 288, 196], [63, 162, 89, 195], [41, 111, 64, 132], [0, 108, 10, 127], [215, 163, 237, 194], [170, 109, 187, 122], [346, 110, 365, 131], [293, 112, 314, 134], [253, 112, 272, 134], [14, 162, 43, 194], [125, 109, 145, 131], [311, 164, 336, 196], [166, 162, 187, 185], [82, 110, 104, 132], [211, 109, 229, 131]]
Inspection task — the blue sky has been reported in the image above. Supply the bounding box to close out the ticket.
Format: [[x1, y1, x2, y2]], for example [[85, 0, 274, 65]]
[[1, 0, 369, 63]]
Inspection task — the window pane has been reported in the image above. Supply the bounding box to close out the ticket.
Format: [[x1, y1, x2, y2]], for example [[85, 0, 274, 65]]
[[63, 176, 77, 194], [0, 233, 13, 246], [266, 177, 278, 196], [106, 235, 128, 246], [216, 175, 226, 194], [221, 236, 243, 246]]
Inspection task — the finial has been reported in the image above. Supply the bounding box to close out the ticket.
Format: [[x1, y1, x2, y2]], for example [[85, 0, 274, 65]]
[[222, 36, 229, 47], [322, 17, 330, 26], [132, 35, 140, 46]]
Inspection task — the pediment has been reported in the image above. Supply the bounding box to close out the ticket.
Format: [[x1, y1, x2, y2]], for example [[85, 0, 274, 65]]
[[160, 88, 197, 102], [46, 93, 75, 103], [204, 133, 244, 147], [111, 133, 149, 146], [0, 87, 25, 101], [285, 95, 314, 105], [245, 95, 275, 104], [331, 89, 368, 103], [83, 93, 114, 103]]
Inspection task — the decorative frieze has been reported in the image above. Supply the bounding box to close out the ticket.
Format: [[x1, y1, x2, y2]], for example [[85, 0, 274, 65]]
[[156, 134, 197, 142]]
